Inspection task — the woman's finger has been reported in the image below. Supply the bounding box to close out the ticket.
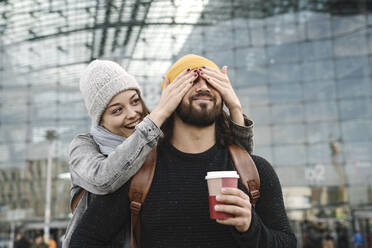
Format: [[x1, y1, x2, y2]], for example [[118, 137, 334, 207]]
[[165, 68, 191, 90], [162, 75, 170, 90], [202, 66, 227, 77], [174, 68, 191, 81], [199, 68, 226, 82], [168, 73, 195, 101], [171, 70, 198, 90], [171, 68, 196, 87], [199, 74, 224, 92], [177, 78, 194, 98], [221, 66, 228, 75]]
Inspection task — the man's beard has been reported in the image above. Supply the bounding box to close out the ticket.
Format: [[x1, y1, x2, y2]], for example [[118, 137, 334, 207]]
[[176, 92, 222, 127]]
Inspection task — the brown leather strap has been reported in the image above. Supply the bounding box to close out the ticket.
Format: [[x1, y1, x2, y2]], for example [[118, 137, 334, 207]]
[[71, 188, 86, 214], [128, 148, 157, 248], [228, 144, 260, 208]]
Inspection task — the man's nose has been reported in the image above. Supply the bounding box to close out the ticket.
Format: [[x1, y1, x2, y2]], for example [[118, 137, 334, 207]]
[[195, 78, 210, 92]]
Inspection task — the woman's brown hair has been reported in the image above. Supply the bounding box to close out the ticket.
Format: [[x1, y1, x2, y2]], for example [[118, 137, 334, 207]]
[[138, 94, 150, 119]]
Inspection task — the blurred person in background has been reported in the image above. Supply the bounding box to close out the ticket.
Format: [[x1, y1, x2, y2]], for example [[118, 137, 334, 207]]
[[62, 59, 254, 248], [14, 232, 30, 248], [352, 230, 364, 248], [47, 235, 57, 248], [322, 230, 335, 248], [31, 234, 48, 248], [337, 226, 349, 248]]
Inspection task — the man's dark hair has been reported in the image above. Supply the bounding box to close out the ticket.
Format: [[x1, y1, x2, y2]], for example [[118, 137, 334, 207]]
[[160, 109, 233, 147]]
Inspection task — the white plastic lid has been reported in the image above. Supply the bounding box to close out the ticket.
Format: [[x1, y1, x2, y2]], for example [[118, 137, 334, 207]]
[[205, 171, 239, 180]]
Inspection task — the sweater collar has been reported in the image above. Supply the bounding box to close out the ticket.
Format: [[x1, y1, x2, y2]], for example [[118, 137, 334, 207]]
[[163, 142, 219, 160]]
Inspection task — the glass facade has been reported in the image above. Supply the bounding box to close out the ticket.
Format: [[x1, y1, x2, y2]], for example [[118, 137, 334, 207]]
[[1, 0, 372, 246]]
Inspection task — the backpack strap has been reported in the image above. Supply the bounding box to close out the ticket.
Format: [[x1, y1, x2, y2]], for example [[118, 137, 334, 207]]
[[71, 188, 86, 214], [228, 144, 260, 208], [128, 147, 157, 248]]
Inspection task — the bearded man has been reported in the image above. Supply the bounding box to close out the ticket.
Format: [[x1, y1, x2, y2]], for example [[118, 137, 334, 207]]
[[69, 54, 297, 248]]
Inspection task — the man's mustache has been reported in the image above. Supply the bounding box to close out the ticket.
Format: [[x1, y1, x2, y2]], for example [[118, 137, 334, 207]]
[[191, 92, 216, 101]]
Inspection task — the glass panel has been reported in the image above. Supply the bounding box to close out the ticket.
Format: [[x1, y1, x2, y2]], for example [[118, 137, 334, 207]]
[[236, 86, 270, 107], [305, 101, 338, 122], [235, 47, 268, 70], [303, 80, 337, 102], [301, 59, 335, 82], [235, 66, 268, 86], [272, 123, 306, 144], [337, 77, 372, 98], [343, 141, 372, 163], [299, 40, 333, 61], [331, 15, 366, 37], [250, 105, 272, 125], [254, 126, 272, 145], [272, 104, 304, 124], [58, 102, 88, 120], [254, 145, 273, 163], [339, 98, 372, 121], [273, 144, 306, 166], [250, 27, 266, 47], [276, 166, 306, 187], [335, 56, 370, 80], [306, 121, 341, 144], [307, 14, 332, 40], [307, 142, 333, 165], [270, 83, 303, 104], [334, 30, 368, 58], [267, 43, 299, 63], [266, 23, 305, 45], [342, 119, 372, 142], [267, 63, 302, 84]]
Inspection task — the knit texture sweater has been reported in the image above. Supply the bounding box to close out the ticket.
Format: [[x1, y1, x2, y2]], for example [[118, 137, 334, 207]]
[[70, 143, 297, 248]]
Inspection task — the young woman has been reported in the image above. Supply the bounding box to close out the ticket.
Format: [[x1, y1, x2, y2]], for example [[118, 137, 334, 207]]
[[62, 59, 254, 248]]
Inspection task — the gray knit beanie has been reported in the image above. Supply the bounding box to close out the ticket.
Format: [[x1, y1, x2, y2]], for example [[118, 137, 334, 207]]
[[79, 59, 141, 126]]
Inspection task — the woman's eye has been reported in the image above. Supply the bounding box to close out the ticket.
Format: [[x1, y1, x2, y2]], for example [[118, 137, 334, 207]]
[[112, 107, 122, 114], [132, 98, 140, 104]]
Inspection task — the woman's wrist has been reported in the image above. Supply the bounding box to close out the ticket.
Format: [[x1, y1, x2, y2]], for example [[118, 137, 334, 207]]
[[229, 106, 244, 126], [148, 107, 169, 128]]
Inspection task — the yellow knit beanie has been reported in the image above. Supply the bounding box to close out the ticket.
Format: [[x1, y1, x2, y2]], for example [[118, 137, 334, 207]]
[[161, 54, 219, 90]]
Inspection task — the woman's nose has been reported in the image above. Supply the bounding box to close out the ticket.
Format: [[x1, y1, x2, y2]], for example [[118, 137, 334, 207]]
[[126, 107, 137, 119]]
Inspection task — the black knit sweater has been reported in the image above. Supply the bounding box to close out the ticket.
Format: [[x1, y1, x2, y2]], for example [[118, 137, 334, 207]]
[[70, 143, 297, 248]]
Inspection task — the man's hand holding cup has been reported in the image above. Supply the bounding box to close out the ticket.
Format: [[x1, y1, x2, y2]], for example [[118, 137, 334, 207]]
[[215, 187, 252, 233], [205, 171, 252, 233]]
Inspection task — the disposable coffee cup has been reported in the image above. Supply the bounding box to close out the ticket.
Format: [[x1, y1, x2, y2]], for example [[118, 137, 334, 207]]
[[205, 171, 239, 219]]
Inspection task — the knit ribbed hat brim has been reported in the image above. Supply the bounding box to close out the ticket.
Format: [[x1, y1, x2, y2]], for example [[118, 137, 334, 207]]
[[161, 54, 219, 90]]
